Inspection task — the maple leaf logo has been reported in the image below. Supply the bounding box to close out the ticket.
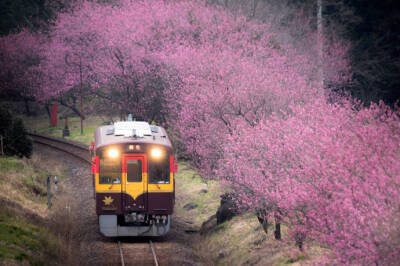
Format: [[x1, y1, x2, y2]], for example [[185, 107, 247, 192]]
[[103, 196, 114, 205]]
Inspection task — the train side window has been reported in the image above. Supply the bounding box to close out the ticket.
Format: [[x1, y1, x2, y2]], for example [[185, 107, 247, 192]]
[[127, 160, 142, 182], [99, 158, 121, 184], [149, 157, 170, 184]]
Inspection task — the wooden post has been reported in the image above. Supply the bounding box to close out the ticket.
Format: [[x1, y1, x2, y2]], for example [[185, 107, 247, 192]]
[[47, 175, 52, 209], [63, 117, 70, 137], [53, 176, 58, 193]]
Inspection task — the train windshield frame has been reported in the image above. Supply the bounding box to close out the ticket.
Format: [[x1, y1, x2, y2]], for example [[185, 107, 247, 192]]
[[148, 154, 170, 184], [99, 157, 121, 184]]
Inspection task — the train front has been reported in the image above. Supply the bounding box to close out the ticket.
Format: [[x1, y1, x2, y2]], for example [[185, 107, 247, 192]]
[[92, 121, 175, 237]]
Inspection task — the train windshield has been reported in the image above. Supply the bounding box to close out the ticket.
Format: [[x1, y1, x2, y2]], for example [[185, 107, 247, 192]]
[[127, 159, 142, 182], [99, 158, 121, 184], [149, 156, 170, 184]]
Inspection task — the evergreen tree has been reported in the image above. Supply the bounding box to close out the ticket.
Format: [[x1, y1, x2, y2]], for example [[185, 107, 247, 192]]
[[0, 106, 32, 158]]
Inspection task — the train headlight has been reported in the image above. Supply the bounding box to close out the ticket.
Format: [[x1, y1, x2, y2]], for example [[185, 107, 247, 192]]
[[151, 148, 162, 158], [107, 148, 119, 158]]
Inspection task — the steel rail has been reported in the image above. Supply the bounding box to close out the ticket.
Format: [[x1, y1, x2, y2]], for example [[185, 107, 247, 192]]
[[149, 240, 159, 266], [118, 240, 159, 266], [28, 132, 91, 164], [118, 241, 125, 266]]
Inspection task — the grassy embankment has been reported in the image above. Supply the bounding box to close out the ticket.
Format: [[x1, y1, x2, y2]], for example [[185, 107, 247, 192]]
[[24, 114, 324, 265], [0, 155, 68, 265], [175, 162, 326, 265]]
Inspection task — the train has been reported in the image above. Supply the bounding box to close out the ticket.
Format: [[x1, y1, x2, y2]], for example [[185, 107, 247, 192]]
[[90, 120, 176, 237]]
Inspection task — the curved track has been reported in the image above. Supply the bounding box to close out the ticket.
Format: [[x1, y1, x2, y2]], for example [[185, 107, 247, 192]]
[[28, 132, 91, 164]]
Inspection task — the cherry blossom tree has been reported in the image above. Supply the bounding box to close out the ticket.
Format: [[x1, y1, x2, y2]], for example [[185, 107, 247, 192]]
[[38, 1, 181, 121], [218, 97, 400, 264]]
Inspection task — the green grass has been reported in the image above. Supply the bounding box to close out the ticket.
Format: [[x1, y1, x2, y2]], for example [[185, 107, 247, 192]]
[[0, 213, 60, 265], [0, 157, 24, 172], [24, 115, 106, 145], [174, 162, 223, 228], [0, 155, 67, 265]]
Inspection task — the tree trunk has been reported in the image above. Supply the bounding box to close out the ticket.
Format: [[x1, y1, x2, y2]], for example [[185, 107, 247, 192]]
[[274, 213, 281, 240], [44, 103, 52, 126], [257, 215, 268, 234], [294, 228, 305, 251], [275, 222, 281, 240], [251, 0, 259, 18], [296, 239, 304, 251], [256, 209, 269, 234], [57, 99, 85, 120], [317, 0, 324, 87], [24, 99, 31, 116], [45, 104, 51, 118]]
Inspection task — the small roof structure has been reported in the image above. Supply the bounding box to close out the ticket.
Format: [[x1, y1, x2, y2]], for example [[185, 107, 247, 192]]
[[94, 121, 172, 150], [113, 121, 152, 137]]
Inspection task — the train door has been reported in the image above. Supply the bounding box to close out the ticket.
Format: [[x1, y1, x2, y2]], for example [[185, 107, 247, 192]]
[[122, 154, 148, 212]]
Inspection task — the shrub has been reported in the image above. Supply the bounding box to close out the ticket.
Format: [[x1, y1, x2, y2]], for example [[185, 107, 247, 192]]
[[0, 106, 32, 158]]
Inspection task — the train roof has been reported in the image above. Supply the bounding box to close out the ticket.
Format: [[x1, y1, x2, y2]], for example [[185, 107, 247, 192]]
[[94, 121, 172, 150]]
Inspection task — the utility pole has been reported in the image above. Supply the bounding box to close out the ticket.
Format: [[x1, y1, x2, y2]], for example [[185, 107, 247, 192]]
[[80, 57, 83, 135], [0, 135, 3, 156], [317, 0, 324, 88]]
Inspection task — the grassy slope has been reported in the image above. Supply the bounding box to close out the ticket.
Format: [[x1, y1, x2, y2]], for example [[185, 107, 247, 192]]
[[0, 156, 66, 265], [0, 213, 60, 265], [175, 163, 325, 265], [174, 162, 222, 228]]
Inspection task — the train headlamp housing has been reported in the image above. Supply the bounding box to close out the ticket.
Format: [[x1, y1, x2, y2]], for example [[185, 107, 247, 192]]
[[107, 148, 119, 159], [151, 148, 162, 159]]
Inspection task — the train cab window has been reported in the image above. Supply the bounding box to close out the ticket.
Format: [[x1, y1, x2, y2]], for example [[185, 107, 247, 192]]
[[99, 158, 121, 184], [127, 160, 142, 182], [149, 157, 170, 184]]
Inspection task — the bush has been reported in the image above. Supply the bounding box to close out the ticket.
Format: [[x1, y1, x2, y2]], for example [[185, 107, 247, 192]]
[[0, 106, 32, 158]]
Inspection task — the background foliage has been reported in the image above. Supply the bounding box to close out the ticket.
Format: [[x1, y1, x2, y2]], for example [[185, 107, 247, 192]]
[[0, 0, 399, 264]]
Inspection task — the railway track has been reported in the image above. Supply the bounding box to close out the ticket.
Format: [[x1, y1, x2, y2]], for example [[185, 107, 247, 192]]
[[31, 132, 161, 266], [28, 132, 91, 164], [118, 240, 159, 266]]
